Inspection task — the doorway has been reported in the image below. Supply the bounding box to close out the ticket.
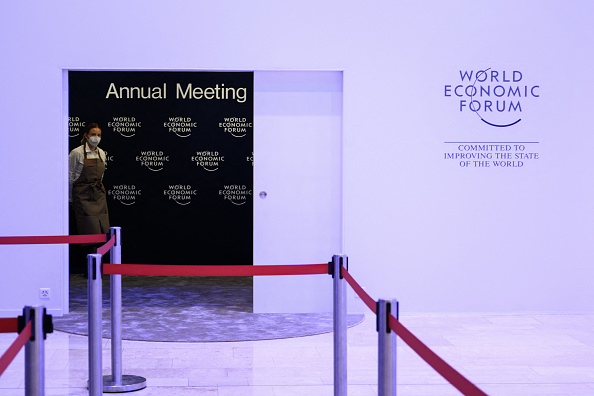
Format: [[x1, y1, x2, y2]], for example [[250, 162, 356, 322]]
[[253, 71, 343, 313]]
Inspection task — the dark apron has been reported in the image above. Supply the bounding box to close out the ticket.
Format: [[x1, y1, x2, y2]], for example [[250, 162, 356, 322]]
[[72, 148, 110, 235]]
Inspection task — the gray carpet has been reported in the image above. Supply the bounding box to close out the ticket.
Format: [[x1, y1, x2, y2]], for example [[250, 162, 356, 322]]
[[53, 275, 364, 342]]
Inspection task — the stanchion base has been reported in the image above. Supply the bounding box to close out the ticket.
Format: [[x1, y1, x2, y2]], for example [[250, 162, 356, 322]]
[[101, 375, 147, 393]]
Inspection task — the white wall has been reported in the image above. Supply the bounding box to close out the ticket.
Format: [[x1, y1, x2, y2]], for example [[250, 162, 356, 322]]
[[1, 1, 593, 316]]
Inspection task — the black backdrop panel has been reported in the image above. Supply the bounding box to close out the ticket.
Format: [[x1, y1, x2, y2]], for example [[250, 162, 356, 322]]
[[69, 71, 253, 265]]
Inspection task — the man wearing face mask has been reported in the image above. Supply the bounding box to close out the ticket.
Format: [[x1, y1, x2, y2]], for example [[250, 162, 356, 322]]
[[69, 123, 110, 267]]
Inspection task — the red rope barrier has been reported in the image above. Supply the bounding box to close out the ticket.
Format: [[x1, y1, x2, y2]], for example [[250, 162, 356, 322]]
[[0, 234, 107, 245], [342, 266, 487, 396], [0, 318, 18, 334], [0, 321, 32, 378], [341, 267, 377, 314], [388, 314, 488, 396], [96, 235, 116, 257], [103, 263, 329, 277]]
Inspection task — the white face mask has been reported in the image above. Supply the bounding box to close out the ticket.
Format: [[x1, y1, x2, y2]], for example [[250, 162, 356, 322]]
[[88, 136, 101, 147]]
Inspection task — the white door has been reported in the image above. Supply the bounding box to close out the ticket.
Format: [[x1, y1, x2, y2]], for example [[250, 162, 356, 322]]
[[253, 71, 343, 313]]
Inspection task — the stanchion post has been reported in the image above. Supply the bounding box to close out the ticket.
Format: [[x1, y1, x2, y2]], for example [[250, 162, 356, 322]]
[[108, 227, 122, 388], [23, 305, 52, 396], [332, 254, 347, 396], [88, 253, 103, 396], [103, 227, 146, 393], [377, 299, 398, 396]]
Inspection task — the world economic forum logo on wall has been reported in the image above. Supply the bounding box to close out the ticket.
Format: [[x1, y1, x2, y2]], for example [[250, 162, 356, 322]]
[[444, 68, 540, 127]]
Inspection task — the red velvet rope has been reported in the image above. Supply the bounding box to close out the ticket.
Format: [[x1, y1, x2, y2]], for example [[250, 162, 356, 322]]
[[0, 234, 107, 245], [0, 318, 18, 334], [103, 263, 328, 277], [0, 321, 32, 377], [96, 235, 116, 257], [342, 266, 487, 396], [388, 314, 488, 396], [341, 266, 377, 314]]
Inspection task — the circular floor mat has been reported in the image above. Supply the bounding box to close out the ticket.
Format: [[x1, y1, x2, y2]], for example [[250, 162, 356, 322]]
[[53, 275, 364, 342]]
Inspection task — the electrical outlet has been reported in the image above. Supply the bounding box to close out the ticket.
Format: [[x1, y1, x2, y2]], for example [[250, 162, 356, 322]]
[[39, 288, 50, 299]]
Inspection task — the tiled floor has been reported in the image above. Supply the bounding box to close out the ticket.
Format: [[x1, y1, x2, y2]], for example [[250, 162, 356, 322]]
[[2, 313, 594, 395]]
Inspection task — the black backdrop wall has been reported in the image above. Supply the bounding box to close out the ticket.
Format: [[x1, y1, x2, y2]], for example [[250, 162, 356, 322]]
[[68, 71, 253, 266]]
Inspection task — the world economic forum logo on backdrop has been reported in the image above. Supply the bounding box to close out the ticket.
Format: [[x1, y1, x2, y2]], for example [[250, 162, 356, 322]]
[[68, 117, 85, 137], [163, 185, 197, 206], [444, 68, 540, 127], [164, 117, 197, 138], [108, 117, 141, 137], [108, 185, 141, 206]]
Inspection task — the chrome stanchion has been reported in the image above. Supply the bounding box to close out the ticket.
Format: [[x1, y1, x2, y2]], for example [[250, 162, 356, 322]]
[[23, 305, 52, 396], [332, 254, 347, 396], [110, 227, 123, 387], [102, 227, 146, 393], [378, 299, 398, 396], [88, 253, 103, 396]]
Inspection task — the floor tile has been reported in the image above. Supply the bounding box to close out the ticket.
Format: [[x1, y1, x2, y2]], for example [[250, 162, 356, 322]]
[[2, 313, 594, 395]]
